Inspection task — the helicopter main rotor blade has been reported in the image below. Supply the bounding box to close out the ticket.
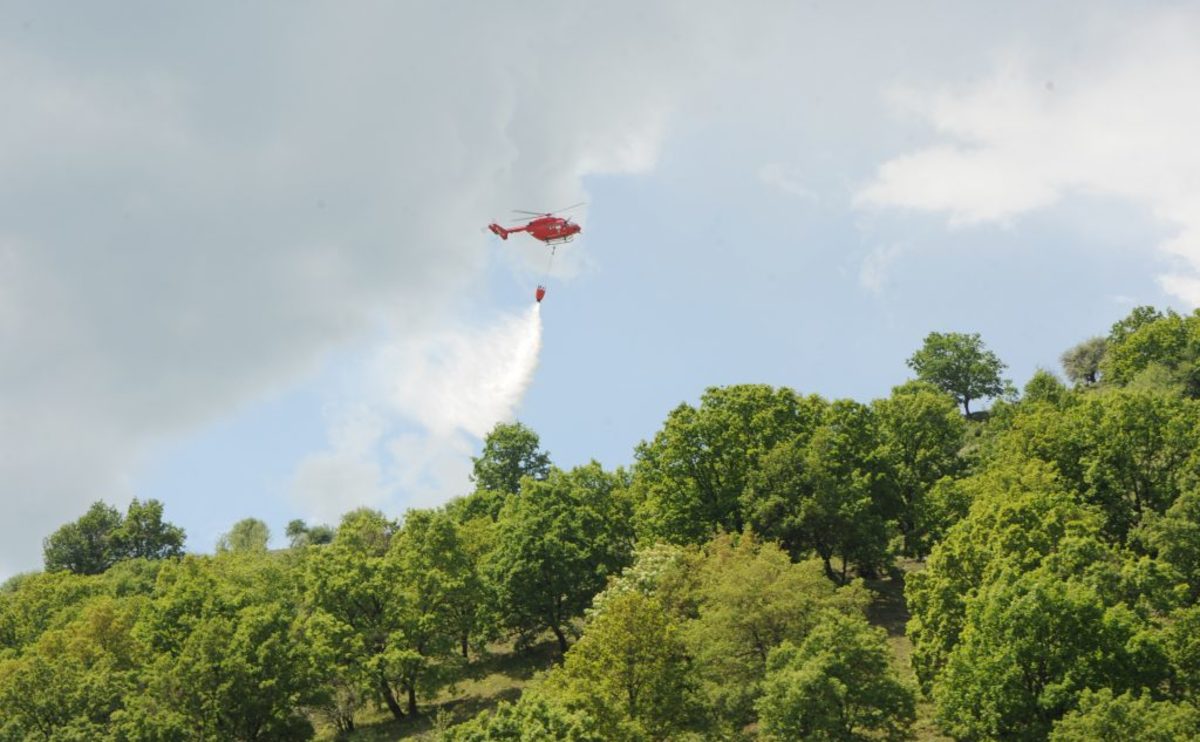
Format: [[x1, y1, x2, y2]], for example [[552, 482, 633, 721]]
[[510, 202, 587, 217], [552, 201, 587, 214]]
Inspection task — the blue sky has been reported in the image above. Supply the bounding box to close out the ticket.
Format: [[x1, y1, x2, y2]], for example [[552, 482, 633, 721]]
[[3, 1, 1198, 574]]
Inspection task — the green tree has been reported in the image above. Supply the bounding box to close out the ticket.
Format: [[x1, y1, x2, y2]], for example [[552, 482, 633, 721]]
[[1079, 392, 1200, 541], [1061, 336, 1107, 385], [42, 500, 186, 575], [1108, 305, 1165, 345], [0, 570, 104, 654], [485, 463, 633, 655], [985, 390, 1200, 544], [1162, 604, 1200, 702], [756, 612, 915, 742], [304, 506, 472, 719], [872, 382, 965, 556], [216, 518, 271, 553], [907, 331, 1008, 415], [1103, 307, 1200, 395], [124, 555, 319, 740], [744, 400, 897, 581], [1024, 368, 1069, 405], [551, 592, 703, 740], [377, 508, 482, 714], [126, 602, 317, 740], [905, 461, 1103, 690], [472, 421, 551, 497], [1050, 688, 1200, 741], [1137, 489, 1200, 602], [0, 596, 144, 739], [302, 509, 411, 721], [114, 498, 185, 561], [682, 533, 871, 728], [43, 502, 124, 575], [935, 564, 1168, 740], [286, 519, 334, 548], [633, 385, 827, 545], [443, 692, 604, 742]]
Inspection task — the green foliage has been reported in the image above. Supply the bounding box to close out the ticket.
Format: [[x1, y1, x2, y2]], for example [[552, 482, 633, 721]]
[[934, 562, 1167, 740], [906, 331, 1008, 415], [42, 502, 124, 575], [872, 381, 965, 556], [0, 570, 106, 654], [1060, 336, 1107, 385], [905, 460, 1102, 690], [681, 533, 871, 728], [471, 421, 551, 498], [550, 592, 703, 740], [43, 500, 186, 576], [1024, 368, 1069, 405], [1050, 688, 1200, 741], [1137, 488, 1200, 602], [286, 519, 334, 548], [443, 692, 604, 742], [216, 517, 271, 553], [122, 599, 317, 740], [986, 390, 1200, 542], [1103, 307, 1200, 396], [588, 543, 690, 619], [116, 499, 186, 561], [1108, 305, 1165, 345], [12, 307, 1200, 741], [632, 384, 826, 544], [744, 400, 897, 580], [1162, 603, 1200, 701], [0, 596, 144, 740], [302, 508, 411, 721], [756, 612, 915, 741], [395, 509, 488, 658], [485, 463, 634, 654]]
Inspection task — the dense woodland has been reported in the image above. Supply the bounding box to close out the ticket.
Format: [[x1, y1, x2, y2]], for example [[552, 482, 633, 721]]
[[3, 305, 1200, 740]]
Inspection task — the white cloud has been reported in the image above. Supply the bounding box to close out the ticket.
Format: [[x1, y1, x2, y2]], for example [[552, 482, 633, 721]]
[[856, 9, 1200, 305], [0, 3, 745, 572], [859, 243, 906, 295], [758, 163, 817, 201]]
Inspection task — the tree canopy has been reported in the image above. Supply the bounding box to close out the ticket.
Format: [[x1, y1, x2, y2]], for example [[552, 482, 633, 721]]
[[8, 306, 1200, 740], [907, 331, 1008, 415], [43, 499, 185, 575]]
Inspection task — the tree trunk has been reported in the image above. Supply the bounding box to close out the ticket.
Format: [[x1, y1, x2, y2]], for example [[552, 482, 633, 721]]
[[380, 676, 405, 721], [407, 684, 418, 716], [461, 635, 470, 659], [821, 555, 837, 582], [963, 398, 972, 417], [551, 623, 569, 656]]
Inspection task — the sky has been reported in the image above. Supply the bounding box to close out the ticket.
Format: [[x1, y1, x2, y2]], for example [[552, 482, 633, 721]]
[[3, 1, 1199, 575]]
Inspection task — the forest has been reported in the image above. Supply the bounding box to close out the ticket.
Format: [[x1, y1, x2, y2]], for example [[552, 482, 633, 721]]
[[2, 304, 1200, 741]]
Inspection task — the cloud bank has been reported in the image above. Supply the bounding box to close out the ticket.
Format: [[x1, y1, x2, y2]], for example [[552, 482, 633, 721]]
[[857, 9, 1200, 305], [0, 2, 742, 573]]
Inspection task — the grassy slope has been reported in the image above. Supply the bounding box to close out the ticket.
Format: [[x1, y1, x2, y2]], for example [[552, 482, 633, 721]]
[[864, 561, 950, 742], [315, 640, 560, 741], [323, 563, 948, 741]]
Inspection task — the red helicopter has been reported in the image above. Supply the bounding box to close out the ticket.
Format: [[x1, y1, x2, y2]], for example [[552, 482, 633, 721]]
[[488, 203, 584, 303], [488, 203, 584, 246]]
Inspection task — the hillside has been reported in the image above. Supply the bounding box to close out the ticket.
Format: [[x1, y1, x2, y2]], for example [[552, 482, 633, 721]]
[[2, 306, 1200, 740]]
